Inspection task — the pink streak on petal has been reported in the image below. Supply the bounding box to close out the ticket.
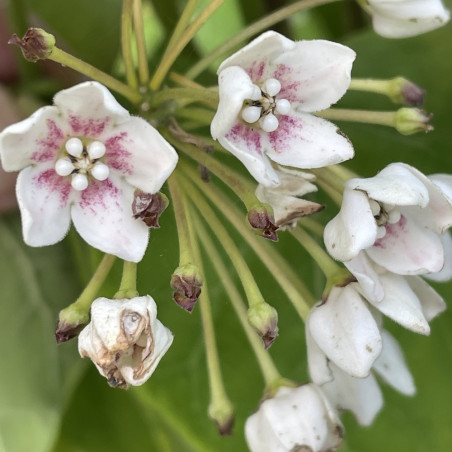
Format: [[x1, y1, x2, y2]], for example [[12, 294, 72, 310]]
[[226, 123, 262, 155], [79, 179, 122, 216], [68, 114, 109, 137], [268, 115, 302, 153], [273, 64, 301, 103], [244, 61, 266, 82], [104, 132, 134, 174], [32, 119, 66, 163], [374, 215, 407, 249], [33, 168, 71, 207]]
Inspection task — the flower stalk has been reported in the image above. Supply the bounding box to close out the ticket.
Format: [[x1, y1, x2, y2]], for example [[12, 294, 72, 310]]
[[121, 0, 139, 90], [114, 260, 139, 299], [133, 0, 150, 86]]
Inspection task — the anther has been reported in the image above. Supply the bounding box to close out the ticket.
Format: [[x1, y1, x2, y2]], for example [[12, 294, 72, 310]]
[[275, 99, 290, 115], [262, 78, 281, 97], [376, 226, 386, 239], [71, 173, 89, 191], [91, 162, 110, 181], [65, 137, 83, 158], [388, 210, 401, 224], [55, 157, 75, 176], [242, 106, 262, 124], [87, 141, 106, 160], [259, 114, 279, 133]]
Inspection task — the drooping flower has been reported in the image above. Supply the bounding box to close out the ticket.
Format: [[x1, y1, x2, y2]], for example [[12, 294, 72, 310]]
[[211, 31, 355, 187], [245, 384, 343, 452], [255, 167, 324, 229], [324, 163, 452, 276], [78, 295, 173, 389], [0, 81, 178, 262], [358, 0, 450, 38]]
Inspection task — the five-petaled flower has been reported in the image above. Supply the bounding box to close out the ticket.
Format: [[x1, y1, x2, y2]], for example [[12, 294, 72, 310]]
[[358, 0, 450, 38], [78, 295, 173, 389], [211, 31, 356, 187], [0, 81, 178, 262]]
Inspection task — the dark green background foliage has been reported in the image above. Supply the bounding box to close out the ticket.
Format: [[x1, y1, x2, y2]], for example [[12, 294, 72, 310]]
[[1, 0, 452, 451]]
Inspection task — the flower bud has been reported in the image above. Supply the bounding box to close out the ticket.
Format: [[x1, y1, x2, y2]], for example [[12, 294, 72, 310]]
[[395, 108, 433, 135], [389, 77, 425, 107], [247, 302, 279, 349], [132, 190, 169, 228], [209, 400, 235, 436], [247, 204, 279, 242], [170, 264, 203, 312], [78, 295, 173, 389], [55, 305, 89, 344], [9, 28, 55, 62]]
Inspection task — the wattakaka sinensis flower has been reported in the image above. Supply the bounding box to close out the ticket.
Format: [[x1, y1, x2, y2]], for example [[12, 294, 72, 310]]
[[78, 296, 173, 389], [211, 31, 355, 187], [0, 81, 178, 262], [245, 384, 343, 452], [324, 163, 452, 277], [358, 0, 450, 38]]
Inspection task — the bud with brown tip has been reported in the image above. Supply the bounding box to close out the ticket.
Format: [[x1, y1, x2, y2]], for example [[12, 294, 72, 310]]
[[132, 190, 169, 228], [9, 28, 55, 62], [247, 204, 279, 242], [170, 264, 203, 312], [55, 305, 89, 344], [395, 107, 433, 135], [247, 302, 279, 349]]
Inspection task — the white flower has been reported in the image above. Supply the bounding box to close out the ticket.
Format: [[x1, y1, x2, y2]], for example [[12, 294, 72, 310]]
[[0, 81, 178, 262], [321, 330, 415, 426], [255, 167, 324, 229], [211, 31, 355, 187], [78, 295, 173, 389], [245, 384, 343, 452], [360, 0, 450, 38], [324, 163, 452, 275]]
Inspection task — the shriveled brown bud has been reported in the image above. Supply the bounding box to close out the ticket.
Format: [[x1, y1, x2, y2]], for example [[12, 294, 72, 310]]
[[247, 204, 279, 242], [170, 264, 203, 312], [132, 190, 169, 228], [55, 305, 89, 344], [9, 28, 55, 62]]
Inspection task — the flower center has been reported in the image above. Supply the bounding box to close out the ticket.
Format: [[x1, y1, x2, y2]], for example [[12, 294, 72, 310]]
[[241, 77, 290, 133], [369, 200, 401, 239], [54, 137, 110, 191]]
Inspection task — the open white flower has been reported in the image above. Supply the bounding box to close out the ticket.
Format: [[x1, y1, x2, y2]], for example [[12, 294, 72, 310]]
[[78, 295, 173, 389], [359, 0, 450, 38], [211, 31, 355, 187], [0, 81, 178, 262], [324, 163, 452, 275], [245, 384, 343, 452]]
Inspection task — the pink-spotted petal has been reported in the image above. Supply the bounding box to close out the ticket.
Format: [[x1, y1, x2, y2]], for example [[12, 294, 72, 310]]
[[0, 106, 66, 171], [103, 117, 178, 194], [16, 165, 72, 246], [71, 173, 149, 262], [264, 112, 354, 169], [219, 121, 279, 186], [272, 40, 355, 112], [367, 213, 445, 274], [54, 81, 130, 137]]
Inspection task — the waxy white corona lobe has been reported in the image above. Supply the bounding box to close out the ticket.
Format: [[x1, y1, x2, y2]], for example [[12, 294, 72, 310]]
[[211, 31, 356, 187], [0, 81, 178, 262]]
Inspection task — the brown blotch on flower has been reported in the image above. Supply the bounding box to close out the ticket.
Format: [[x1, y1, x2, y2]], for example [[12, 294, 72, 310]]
[[170, 264, 203, 312], [9, 28, 55, 62], [132, 190, 169, 228], [248, 204, 279, 242]]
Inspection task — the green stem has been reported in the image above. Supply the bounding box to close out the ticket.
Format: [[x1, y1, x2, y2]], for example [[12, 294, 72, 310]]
[[181, 161, 314, 318], [121, 0, 139, 89], [114, 260, 139, 299], [152, 87, 218, 108], [150, 0, 225, 90], [133, 0, 150, 85], [315, 108, 397, 128], [48, 47, 141, 103], [175, 106, 216, 126], [349, 78, 395, 96], [186, 0, 339, 79], [195, 217, 283, 388]]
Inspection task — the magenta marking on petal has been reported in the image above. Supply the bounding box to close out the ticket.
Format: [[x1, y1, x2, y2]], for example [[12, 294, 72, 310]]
[[33, 168, 71, 207], [104, 132, 134, 174], [273, 64, 301, 103], [268, 115, 303, 153], [32, 119, 65, 163], [68, 114, 109, 137], [79, 179, 122, 216], [245, 61, 266, 82], [226, 123, 262, 155], [374, 215, 407, 249]]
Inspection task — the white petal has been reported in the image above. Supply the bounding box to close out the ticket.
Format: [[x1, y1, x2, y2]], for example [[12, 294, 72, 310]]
[[322, 363, 383, 426], [103, 116, 178, 193], [264, 112, 354, 169], [308, 285, 382, 378], [373, 330, 416, 396], [425, 232, 452, 282], [211, 66, 260, 139], [272, 40, 356, 112], [71, 173, 149, 262], [405, 275, 446, 322], [367, 213, 445, 274], [306, 323, 333, 385], [324, 188, 377, 262], [0, 106, 66, 171], [16, 165, 72, 246], [371, 273, 430, 335]]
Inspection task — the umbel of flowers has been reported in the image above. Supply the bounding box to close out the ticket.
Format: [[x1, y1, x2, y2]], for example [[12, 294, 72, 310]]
[[1, 0, 451, 451]]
